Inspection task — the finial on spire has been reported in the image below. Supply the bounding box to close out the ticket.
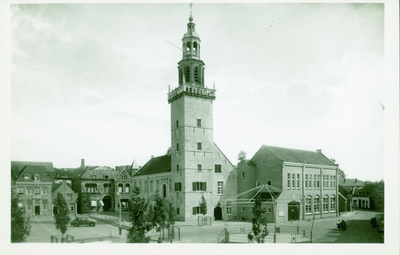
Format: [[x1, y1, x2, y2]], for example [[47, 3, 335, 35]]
[[189, 3, 193, 22]]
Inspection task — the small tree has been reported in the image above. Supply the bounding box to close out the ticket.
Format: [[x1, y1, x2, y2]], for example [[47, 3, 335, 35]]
[[127, 187, 151, 243], [53, 192, 71, 242], [166, 202, 175, 228], [152, 191, 167, 238], [238, 150, 247, 161], [251, 196, 269, 243], [199, 195, 207, 216], [11, 192, 31, 243]]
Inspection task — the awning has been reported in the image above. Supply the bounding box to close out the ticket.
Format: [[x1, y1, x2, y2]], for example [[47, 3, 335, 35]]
[[91, 201, 97, 206]]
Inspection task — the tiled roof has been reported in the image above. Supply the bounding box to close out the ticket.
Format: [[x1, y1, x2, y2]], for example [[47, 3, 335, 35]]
[[369, 183, 384, 197], [339, 178, 365, 187], [81, 169, 118, 179], [133, 155, 171, 177], [12, 161, 54, 173], [52, 182, 63, 193], [15, 165, 54, 182], [258, 145, 337, 166]]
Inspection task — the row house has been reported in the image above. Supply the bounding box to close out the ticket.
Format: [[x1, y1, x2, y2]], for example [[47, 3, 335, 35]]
[[236, 145, 339, 223]]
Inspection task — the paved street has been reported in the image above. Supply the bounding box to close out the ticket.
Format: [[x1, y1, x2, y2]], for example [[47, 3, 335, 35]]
[[25, 209, 383, 243]]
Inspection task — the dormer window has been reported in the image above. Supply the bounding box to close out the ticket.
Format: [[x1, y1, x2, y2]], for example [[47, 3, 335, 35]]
[[24, 174, 29, 179], [34, 175, 39, 181]]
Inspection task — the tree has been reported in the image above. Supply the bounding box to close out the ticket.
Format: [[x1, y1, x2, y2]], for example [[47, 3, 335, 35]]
[[53, 192, 71, 242], [338, 168, 346, 180], [238, 150, 247, 161], [11, 192, 31, 243], [127, 186, 151, 243], [152, 191, 167, 237], [199, 195, 207, 215], [250, 196, 269, 243], [166, 202, 175, 228]]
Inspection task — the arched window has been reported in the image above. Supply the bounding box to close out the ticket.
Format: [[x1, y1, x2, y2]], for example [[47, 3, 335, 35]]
[[118, 183, 123, 193], [186, 41, 191, 52], [330, 195, 336, 212], [185, 66, 190, 83], [314, 195, 320, 214], [305, 196, 312, 214], [193, 42, 197, 53], [125, 183, 130, 193], [85, 183, 97, 193], [194, 66, 199, 83], [323, 195, 329, 213]]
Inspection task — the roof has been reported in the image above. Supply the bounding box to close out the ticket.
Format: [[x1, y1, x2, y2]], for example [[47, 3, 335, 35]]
[[15, 165, 54, 183], [133, 155, 171, 177], [52, 181, 76, 194], [339, 178, 365, 187], [369, 182, 384, 197], [81, 169, 118, 180], [12, 161, 54, 173], [258, 145, 337, 166], [52, 182, 63, 193]]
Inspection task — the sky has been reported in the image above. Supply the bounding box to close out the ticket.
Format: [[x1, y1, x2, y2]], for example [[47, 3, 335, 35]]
[[9, 3, 388, 181]]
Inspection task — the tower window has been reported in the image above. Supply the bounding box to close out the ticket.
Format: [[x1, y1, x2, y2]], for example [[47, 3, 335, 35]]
[[186, 41, 191, 52], [185, 66, 190, 82], [197, 142, 202, 150], [177, 165, 180, 172], [194, 66, 199, 83], [193, 41, 197, 53], [197, 119, 201, 127], [176, 143, 179, 151], [176, 120, 179, 128]]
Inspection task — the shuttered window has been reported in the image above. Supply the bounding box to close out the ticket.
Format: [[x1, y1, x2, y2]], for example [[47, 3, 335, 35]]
[[192, 182, 206, 191]]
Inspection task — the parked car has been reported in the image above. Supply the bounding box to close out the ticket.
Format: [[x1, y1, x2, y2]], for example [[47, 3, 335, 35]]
[[71, 217, 96, 227]]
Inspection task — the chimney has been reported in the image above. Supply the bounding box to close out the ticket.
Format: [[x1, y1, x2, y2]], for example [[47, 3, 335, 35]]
[[316, 149, 322, 153], [81, 159, 85, 168], [355, 178, 357, 183], [151, 155, 154, 159]]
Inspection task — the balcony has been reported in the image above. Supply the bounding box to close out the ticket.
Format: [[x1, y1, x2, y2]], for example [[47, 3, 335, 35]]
[[168, 84, 216, 103]]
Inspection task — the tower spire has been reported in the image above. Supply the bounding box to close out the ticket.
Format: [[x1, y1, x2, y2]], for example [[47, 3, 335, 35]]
[[189, 3, 193, 21]]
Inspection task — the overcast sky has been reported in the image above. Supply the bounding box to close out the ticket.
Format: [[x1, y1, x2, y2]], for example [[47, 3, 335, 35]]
[[10, 3, 386, 181]]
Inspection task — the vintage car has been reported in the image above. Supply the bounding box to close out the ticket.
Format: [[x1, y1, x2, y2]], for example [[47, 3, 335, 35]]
[[71, 217, 96, 227]]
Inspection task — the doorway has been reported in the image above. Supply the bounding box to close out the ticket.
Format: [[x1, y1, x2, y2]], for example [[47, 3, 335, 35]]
[[102, 196, 111, 212], [35, 205, 40, 215], [214, 207, 222, 220], [288, 201, 300, 221]]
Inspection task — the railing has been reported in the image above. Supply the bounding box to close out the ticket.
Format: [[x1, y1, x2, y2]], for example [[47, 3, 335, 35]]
[[168, 85, 216, 103], [218, 229, 229, 243]]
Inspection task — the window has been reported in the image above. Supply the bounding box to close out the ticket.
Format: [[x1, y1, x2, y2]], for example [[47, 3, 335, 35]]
[[43, 200, 47, 210], [118, 183, 123, 193], [176, 208, 180, 215], [226, 202, 232, 215], [305, 174, 308, 188], [197, 119, 201, 127], [192, 182, 206, 191], [27, 200, 32, 211], [104, 183, 111, 193], [330, 196, 336, 212], [317, 175, 320, 188], [176, 143, 179, 151], [34, 175, 39, 181], [297, 174, 300, 189], [34, 187, 40, 194], [42, 188, 47, 195], [66, 194, 72, 200], [333, 176, 336, 189], [217, 181, 224, 195], [314, 175, 317, 188], [176, 120, 179, 128], [241, 172, 245, 178], [70, 204, 75, 211], [177, 165, 180, 172], [215, 164, 221, 173], [323, 196, 329, 213], [174, 182, 182, 191], [305, 196, 312, 214], [27, 189, 32, 195], [17, 187, 24, 194], [268, 181, 271, 186], [256, 181, 261, 187], [241, 207, 245, 212], [267, 208, 272, 213], [197, 142, 202, 150], [287, 173, 291, 189], [24, 174, 30, 179], [192, 207, 200, 215], [314, 196, 320, 214], [197, 164, 202, 171], [125, 183, 130, 193]]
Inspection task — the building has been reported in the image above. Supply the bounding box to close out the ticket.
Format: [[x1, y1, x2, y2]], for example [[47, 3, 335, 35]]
[[368, 182, 384, 211], [236, 145, 339, 223], [338, 178, 365, 212], [132, 13, 237, 221], [52, 181, 78, 215], [14, 165, 53, 216]]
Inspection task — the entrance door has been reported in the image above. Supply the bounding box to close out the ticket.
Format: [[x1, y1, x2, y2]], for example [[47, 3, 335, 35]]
[[35, 205, 40, 215], [288, 201, 300, 221], [103, 196, 111, 212], [214, 207, 222, 220]]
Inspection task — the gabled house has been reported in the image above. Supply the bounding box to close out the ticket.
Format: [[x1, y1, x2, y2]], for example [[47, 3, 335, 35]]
[[52, 181, 78, 215], [338, 178, 365, 211], [14, 165, 53, 216], [114, 168, 133, 210], [369, 182, 384, 211], [352, 183, 377, 209], [236, 145, 339, 223]]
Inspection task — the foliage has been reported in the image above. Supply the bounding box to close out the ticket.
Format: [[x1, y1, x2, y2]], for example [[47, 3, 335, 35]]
[[166, 202, 175, 228], [338, 169, 346, 180], [152, 191, 167, 233], [238, 150, 247, 161], [53, 192, 71, 240], [11, 192, 31, 243], [127, 187, 151, 243], [199, 195, 207, 215], [251, 196, 269, 243]]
